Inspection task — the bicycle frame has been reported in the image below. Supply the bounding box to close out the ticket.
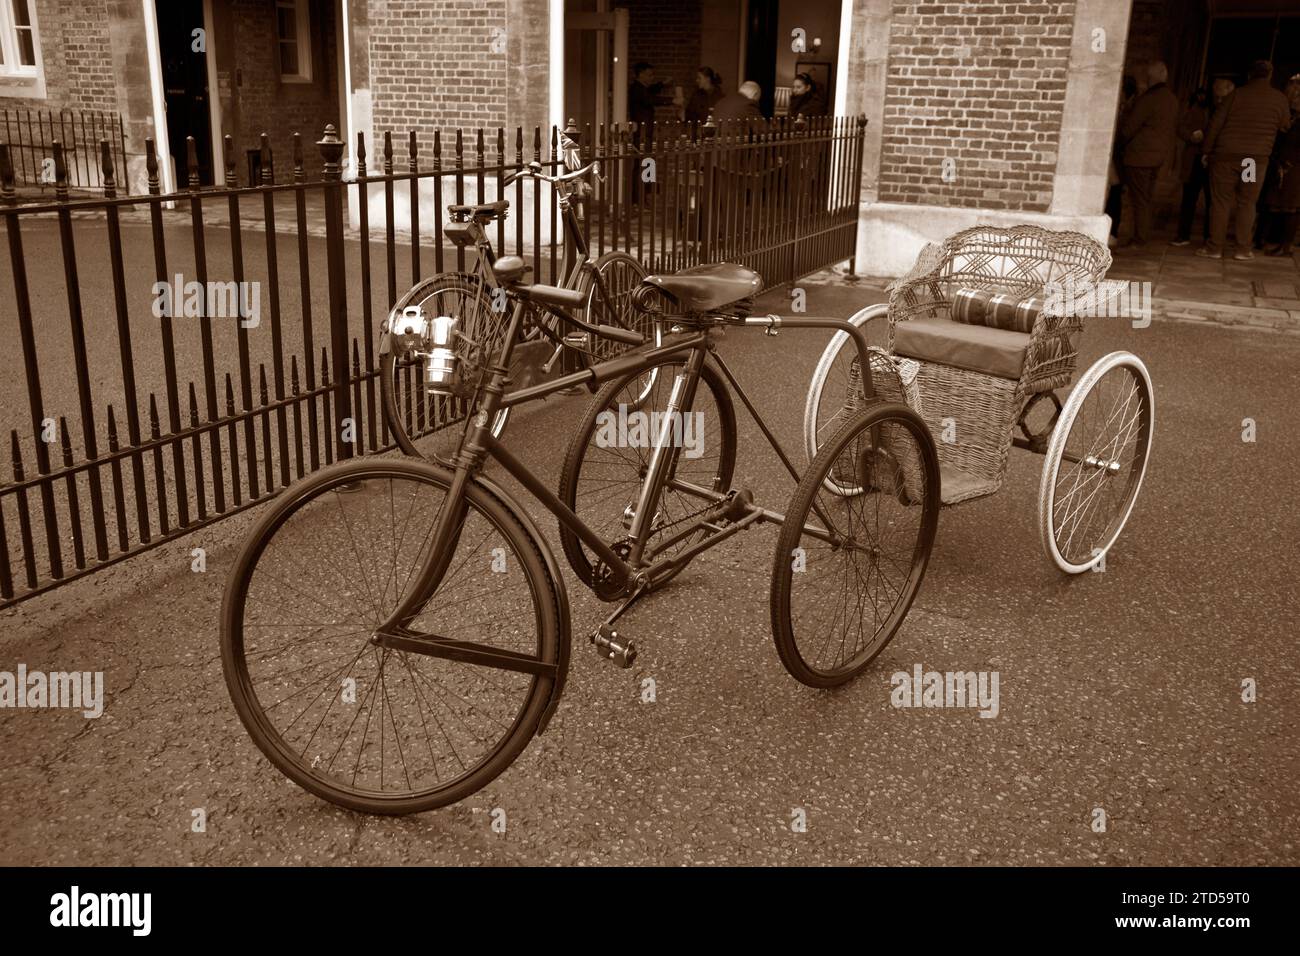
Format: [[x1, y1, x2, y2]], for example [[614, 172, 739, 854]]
[[456, 181, 631, 343], [375, 296, 881, 655]]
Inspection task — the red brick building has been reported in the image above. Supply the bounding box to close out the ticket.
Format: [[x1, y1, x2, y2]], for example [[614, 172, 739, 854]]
[[3, 0, 1297, 273]]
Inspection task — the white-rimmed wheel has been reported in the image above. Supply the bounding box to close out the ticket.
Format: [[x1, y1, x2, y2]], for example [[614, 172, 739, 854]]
[[802, 303, 889, 496], [1038, 351, 1154, 573]]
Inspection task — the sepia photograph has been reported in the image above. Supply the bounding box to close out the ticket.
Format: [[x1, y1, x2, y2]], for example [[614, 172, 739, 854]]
[[0, 0, 1295, 931]]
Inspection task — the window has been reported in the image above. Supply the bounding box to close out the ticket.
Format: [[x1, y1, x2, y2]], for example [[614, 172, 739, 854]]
[[0, 0, 41, 80], [276, 0, 311, 83]]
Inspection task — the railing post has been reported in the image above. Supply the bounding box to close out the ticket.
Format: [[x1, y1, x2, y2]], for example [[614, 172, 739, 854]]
[[318, 124, 352, 462], [849, 115, 868, 277], [700, 115, 717, 265]]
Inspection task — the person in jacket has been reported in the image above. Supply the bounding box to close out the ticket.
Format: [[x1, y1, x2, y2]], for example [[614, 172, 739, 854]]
[[629, 62, 667, 136], [1171, 88, 1211, 246], [712, 80, 764, 126], [1105, 74, 1140, 242], [1198, 60, 1293, 260], [1118, 61, 1179, 247], [1261, 75, 1300, 256], [789, 72, 828, 118], [685, 67, 724, 125], [628, 62, 678, 205]]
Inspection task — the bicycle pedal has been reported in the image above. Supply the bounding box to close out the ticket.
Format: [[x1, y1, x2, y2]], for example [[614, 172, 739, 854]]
[[591, 624, 637, 668]]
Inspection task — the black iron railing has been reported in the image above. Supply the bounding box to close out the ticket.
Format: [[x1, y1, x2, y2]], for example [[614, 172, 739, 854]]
[[0, 108, 129, 194], [0, 115, 866, 608]]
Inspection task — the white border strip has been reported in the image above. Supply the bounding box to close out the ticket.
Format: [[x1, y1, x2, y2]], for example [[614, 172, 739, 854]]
[[202, 0, 223, 180], [549, 0, 564, 134], [142, 0, 173, 194], [833, 0, 852, 118], [342, 0, 355, 169]]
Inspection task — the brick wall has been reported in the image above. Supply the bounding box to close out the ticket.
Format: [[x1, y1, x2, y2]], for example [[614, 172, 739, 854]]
[[368, 0, 509, 153], [625, 0, 702, 124], [877, 0, 1076, 213], [228, 0, 339, 182], [0, 0, 117, 111]]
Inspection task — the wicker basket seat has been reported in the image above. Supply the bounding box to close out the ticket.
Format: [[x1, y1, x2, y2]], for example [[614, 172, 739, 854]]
[[884, 224, 1112, 505]]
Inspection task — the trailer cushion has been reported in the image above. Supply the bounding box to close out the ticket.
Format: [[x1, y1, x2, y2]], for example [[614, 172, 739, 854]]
[[893, 318, 1030, 381]]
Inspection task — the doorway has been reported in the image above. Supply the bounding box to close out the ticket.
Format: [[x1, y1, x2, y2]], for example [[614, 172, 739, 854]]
[[156, 0, 214, 186], [744, 0, 779, 117], [565, 1, 629, 133], [1203, 14, 1300, 90]]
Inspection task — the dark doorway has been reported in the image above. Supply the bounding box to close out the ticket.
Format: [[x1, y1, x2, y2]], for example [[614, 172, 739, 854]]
[[1204, 15, 1300, 90], [157, 0, 213, 186], [744, 0, 778, 118]]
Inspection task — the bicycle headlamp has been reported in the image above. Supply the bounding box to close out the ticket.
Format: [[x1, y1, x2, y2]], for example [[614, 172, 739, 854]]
[[424, 314, 460, 393], [392, 305, 429, 354]]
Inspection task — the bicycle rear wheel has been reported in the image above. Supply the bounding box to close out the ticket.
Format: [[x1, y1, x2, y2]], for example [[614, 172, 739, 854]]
[[1038, 351, 1154, 573], [772, 402, 939, 687], [221, 459, 561, 814], [802, 303, 889, 495], [557, 357, 737, 598]]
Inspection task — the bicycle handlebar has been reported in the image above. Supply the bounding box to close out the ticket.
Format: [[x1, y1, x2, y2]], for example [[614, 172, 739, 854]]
[[503, 160, 601, 188]]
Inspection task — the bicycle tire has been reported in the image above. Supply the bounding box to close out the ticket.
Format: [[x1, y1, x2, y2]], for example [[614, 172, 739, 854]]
[[557, 357, 737, 597], [221, 457, 562, 814], [380, 272, 510, 462], [771, 401, 939, 687]]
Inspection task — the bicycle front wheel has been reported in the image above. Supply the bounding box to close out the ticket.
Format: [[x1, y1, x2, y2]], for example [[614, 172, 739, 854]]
[[772, 401, 940, 687], [381, 273, 510, 463], [221, 459, 562, 814]]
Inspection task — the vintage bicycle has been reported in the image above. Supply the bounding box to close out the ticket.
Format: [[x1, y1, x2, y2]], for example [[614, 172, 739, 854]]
[[380, 146, 660, 462], [803, 225, 1154, 574], [221, 257, 940, 814]]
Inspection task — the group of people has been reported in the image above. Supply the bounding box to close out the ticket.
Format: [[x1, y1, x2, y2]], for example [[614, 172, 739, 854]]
[[629, 62, 829, 134], [1111, 59, 1299, 258]]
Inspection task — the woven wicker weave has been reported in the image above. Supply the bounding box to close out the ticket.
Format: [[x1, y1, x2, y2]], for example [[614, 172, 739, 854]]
[[883, 225, 1112, 502]]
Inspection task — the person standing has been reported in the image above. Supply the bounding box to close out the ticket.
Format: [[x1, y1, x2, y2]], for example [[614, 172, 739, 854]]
[[1198, 60, 1293, 260], [1118, 61, 1179, 248], [685, 67, 724, 125], [1261, 75, 1300, 256], [789, 72, 828, 118], [627, 62, 679, 206], [711, 80, 764, 126], [629, 62, 668, 143], [1106, 75, 1140, 243], [1171, 88, 1211, 246]]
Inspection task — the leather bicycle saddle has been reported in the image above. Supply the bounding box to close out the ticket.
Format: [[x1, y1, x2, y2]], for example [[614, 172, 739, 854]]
[[448, 199, 510, 221], [642, 262, 762, 312]]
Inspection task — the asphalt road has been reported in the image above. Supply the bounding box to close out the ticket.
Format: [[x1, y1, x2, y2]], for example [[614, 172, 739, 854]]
[[0, 280, 1297, 866]]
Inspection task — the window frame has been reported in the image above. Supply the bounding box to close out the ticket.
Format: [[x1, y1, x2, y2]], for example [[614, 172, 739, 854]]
[[0, 0, 45, 97], [275, 0, 312, 84]]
